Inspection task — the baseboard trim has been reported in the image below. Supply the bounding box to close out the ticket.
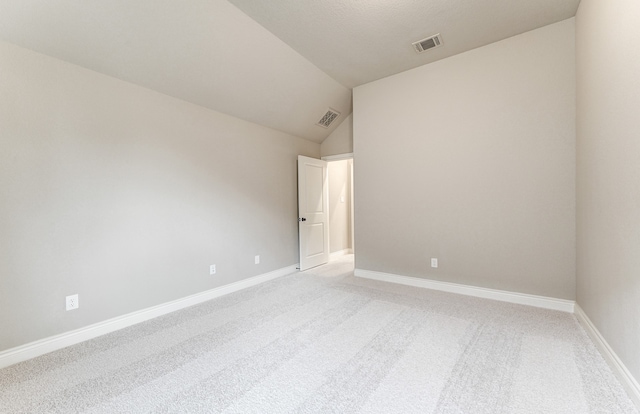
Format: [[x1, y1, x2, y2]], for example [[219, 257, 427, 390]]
[[574, 304, 640, 408], [330, 249, 353, 260], [354, 268, 575, 313], [0, 264, 298, 369]]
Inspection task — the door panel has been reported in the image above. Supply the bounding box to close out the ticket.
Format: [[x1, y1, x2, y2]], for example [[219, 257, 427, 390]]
[[298, 156, 329, 270], [305, 164, 324, 212], [305, 223, 325, 256]]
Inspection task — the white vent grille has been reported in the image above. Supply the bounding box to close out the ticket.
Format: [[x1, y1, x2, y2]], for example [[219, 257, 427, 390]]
[[412, 34, 443, 53], [316, 108, 341, 128]]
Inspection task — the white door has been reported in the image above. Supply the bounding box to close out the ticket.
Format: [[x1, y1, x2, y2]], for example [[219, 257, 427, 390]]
[[298, 155, 329, 271]]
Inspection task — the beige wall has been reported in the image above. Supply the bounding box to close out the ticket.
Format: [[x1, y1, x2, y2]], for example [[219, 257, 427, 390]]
[[328, 160, 351, 254], [353, 19, 576, 299], [321, 114, 353, 157], [576, 0, 640, 385], [0, 40, 318, 352]]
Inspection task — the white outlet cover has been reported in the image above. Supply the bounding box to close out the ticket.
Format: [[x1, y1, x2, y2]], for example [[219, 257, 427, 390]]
[[255, 255, 260, 264], [66, 294, 79, 311], [210, 264, 216, 275], [431, 258, 438, 268]]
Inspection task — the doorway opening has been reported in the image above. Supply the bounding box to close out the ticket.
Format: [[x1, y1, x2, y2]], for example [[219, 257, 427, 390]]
[[323, 154, 354, 262]]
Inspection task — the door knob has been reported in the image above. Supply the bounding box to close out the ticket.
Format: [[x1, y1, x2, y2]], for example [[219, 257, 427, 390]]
[[298, 217, 307, 222]]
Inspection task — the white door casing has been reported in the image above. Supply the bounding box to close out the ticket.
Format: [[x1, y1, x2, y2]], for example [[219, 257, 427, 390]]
[[298, 155, 329, 271]]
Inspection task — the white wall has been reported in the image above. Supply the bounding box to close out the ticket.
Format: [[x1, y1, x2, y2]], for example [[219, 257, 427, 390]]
[[0, 40, 319, 352], [328, 160, 351, 254], [353, 19, 576, 299], [576, 0, 640, 387], [321, 114, 353, 157]]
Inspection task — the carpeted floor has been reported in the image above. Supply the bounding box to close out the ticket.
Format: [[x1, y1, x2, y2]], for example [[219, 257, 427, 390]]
[[0, 255, 637, 413]]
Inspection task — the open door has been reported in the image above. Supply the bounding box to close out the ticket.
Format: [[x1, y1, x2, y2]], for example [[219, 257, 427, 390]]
[[298, 155, 330, 271]]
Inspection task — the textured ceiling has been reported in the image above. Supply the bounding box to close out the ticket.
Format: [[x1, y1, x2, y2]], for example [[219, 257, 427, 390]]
[[228, 0, 581, 88], [0, 0, 351, 143], [0, 0, 580, 142]]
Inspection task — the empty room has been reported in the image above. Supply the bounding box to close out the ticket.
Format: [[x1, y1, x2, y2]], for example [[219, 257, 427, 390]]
[[1, 0, 639, 412]]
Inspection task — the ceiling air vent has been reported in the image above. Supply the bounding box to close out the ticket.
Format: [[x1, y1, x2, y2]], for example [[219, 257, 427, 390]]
[[316, 108, 341, 128], [412, 34, 443, 53]]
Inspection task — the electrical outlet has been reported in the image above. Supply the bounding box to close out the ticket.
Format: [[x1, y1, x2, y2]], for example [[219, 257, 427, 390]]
[[255, 255, 260, 265], [66, 294, 79, 311], [210, 264, 216, 275], [431, 258, 438, 268]]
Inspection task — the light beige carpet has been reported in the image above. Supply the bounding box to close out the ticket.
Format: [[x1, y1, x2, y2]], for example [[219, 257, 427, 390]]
[[0, 255, 637, 413]]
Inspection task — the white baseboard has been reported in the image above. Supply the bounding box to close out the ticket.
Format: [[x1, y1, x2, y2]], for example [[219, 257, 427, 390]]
[[574, 305, 640, 408], [354, 268, 575, 313], [330, 249, 353, 260], [0, 264, 298, 369]]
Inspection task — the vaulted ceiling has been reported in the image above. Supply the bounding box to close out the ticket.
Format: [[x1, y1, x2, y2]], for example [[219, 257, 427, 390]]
[[229, 0, 581, 88], [0, 0, 580, 143]]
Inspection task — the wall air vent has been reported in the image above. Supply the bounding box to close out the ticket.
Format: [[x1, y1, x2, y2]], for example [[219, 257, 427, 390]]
[[316, 108, 341, 128], [412, 34, 443, 53]]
